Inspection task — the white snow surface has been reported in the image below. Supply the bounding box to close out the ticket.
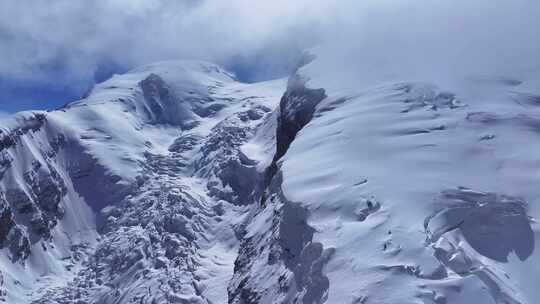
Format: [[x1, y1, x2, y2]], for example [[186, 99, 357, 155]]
[[274, 49, 540, 303], [1, 53, 539, 304]]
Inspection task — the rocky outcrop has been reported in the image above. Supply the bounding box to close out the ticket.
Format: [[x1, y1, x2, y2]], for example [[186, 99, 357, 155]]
[[0, 113, 47, 152], [265, 74, 326, 186], [0, 112, 69, 263], [230, 74, 331, 304], [0, 193, 14, 243], [6, 226, 31, 262], [5, 162, 67, 239], [139, 73, 197, 128], [194, 104, 272, 205], [229, 175, 333, 304]]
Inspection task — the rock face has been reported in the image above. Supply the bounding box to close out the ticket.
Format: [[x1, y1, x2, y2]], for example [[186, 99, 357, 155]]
[[265, 74, 326, 185], [139, 73, 197, 128], [1, 58, 539, 304], [0, 194, 14, 243], [0, 112, 68, 264], [228, 77, 330, 304], [229, 174, 334, 304], [194, 103, 272, 205]]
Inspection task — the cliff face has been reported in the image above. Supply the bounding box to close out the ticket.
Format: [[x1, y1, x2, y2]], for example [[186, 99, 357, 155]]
[[0, 112, 67, 262], [1, 56, 540, 304]]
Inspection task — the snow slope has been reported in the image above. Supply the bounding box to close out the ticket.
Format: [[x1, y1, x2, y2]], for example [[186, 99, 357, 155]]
[[231, 45, 540, 304]]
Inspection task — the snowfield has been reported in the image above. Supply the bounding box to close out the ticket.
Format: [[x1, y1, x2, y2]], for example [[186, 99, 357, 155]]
[[1, 55, 539, 304]]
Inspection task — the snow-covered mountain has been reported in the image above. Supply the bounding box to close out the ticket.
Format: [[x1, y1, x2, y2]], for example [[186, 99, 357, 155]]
[[1, 55, 539, 304]]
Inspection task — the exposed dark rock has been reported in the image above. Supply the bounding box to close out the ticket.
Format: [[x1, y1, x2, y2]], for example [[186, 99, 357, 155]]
[[30, 213, 50, 237], [139, 73, 197, 128], [0, 132, 17, 153], [168, 134, 203, 153], [265, 74, 326, 187], [195, 108, 267, 205], [35, 165, 67, 216], [0, 113, 47, 153], [230, 71, 331, 303], [7, 226, 31, 262], [4, 160, 68, 243], [0, 194, 14, 244], [229, 174, 332, 304], [6, 189, 34, 214]]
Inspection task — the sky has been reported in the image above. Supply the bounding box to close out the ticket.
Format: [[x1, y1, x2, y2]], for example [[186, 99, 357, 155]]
[[1, 0, 539, 113]]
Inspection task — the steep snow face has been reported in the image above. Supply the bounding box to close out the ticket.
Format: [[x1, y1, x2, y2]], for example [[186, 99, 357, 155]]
[[0, 111, 98, 303], [0, 60, 286, 303], [231, 50, 540, 303]]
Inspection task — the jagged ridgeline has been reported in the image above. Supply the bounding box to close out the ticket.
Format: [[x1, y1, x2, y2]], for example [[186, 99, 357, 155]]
[[1, 57, 539, 304]]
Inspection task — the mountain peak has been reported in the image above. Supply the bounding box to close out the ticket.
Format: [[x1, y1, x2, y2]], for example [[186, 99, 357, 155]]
[[1, 54, 539, 304]]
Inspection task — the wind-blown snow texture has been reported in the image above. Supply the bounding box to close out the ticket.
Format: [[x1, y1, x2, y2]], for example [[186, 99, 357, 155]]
[[1, 56, 539, 304]]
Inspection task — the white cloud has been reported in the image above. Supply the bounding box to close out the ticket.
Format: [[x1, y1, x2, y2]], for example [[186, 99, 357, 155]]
[[0, 0, 329, 84], [0, 0, 538, 89]]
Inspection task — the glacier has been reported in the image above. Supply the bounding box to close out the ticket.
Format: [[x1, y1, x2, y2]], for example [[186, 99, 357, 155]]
[[0, 54, 539, 304]]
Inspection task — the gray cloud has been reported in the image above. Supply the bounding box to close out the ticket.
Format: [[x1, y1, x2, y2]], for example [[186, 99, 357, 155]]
[[0, 0, 539, 106], [0, 0, 328, 85], [312, 0, 540, 87]]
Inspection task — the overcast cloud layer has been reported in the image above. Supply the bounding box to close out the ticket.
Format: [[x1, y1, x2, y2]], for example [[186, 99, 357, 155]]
[[1, 0, 539, 111], [0, 0, 328, 84], [0, 0, 331, 110]]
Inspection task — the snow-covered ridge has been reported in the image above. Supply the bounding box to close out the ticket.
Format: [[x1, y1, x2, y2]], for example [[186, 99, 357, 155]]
[[233, 50, 540, 303], [0, 60, 286, 303]]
